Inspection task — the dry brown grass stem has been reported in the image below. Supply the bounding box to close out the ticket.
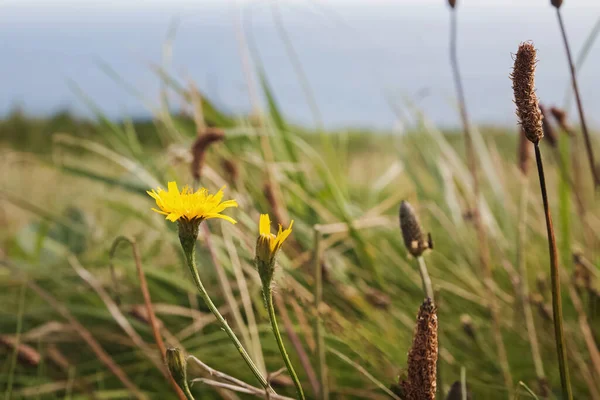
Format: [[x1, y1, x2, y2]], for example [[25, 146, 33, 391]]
[[126, 237, 189, 400], [24, 279, 147, 399], [68, 255, 187, 397], [0, 335, 41, 366], [450, 8, 512, 393], [401, 298, 438, 400], [554, 7, 600, 189], [190, 127, 225, 181]]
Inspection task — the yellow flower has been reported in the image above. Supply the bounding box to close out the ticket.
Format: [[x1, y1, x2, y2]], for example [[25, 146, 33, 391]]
[[147, 181, 238, 223], [256, 214, 293, 268]]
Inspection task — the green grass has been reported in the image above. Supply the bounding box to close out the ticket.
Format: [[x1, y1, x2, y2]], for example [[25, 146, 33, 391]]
[[1, 78, 599, 400]]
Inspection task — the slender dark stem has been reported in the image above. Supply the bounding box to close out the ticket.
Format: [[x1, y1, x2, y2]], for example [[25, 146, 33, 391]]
[[556, 9, 600, 189], [182, 242, 272, 392], [264, 287, 306, 400], [450, 8, 513, 394], [450, 10, 477, 185], [534, 143, 573, 400]]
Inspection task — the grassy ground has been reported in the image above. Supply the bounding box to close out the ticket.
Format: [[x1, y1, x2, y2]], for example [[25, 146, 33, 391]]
[[1, 84, 599, 400]]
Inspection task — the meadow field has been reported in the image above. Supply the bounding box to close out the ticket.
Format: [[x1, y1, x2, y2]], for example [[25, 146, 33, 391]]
[[2, 2, 600, 400]]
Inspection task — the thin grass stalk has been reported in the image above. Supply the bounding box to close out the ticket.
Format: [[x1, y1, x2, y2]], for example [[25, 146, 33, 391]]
[[534, 143, 573, 400], [516, 178, 548, 396], [263, 287, 306, 400], [417, 256, 435, 301], [274, 293, 321, 398], [449, 8, 512, 393], [555, 8, 600, 189], [313, 227, 329, 400], [181, 235, 272, 393], [119, 236, 188, 400], [23, 280, 147, 399]]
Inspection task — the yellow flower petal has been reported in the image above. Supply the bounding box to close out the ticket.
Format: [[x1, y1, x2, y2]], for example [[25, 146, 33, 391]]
[[260, 214, 271, 236], [148, 181, 237, 223]]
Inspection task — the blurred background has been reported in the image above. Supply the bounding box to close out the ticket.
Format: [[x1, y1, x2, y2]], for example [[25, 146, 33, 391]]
[[2, 1, 600, 399], [2, 0, 599, 129]]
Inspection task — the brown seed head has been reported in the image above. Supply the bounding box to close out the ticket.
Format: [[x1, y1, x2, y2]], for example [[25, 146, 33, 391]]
[[401, 298, 438, 400], [190, 127, 225, 181], [448, 0, 457, 9], [549, 106, 574, 136], [517, 126, 533, 176], [551, 0, 562, 8], [539, 104, 558, 147], [511, 42, 543, 144], [399, 201, 431, 257]]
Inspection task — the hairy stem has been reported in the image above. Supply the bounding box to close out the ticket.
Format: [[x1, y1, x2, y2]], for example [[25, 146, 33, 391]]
[[263, 286, 306, 400], [534, 143, 573, 400]]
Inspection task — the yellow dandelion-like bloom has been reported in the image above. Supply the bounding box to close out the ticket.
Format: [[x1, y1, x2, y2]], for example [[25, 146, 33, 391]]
[[255, 213, 293, 271], [147, 181, 238, 223]]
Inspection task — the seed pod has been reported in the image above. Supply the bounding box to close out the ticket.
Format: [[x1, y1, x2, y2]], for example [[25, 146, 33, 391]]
[[401, 298, 438, 400], [511, 42, 543, 144], [166, 348, 191, 395], [399, 201, 431, 257], [448, 0, 457, 9], [551, 0, 562, 8]]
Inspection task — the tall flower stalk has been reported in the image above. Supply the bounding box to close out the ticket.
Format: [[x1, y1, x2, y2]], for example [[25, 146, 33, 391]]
[[255, 214, 306, 400], [511, 42, 572, 400], [148, 182, 271, 392]]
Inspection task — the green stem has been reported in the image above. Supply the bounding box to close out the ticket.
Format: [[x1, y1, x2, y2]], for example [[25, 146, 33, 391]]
[[534, 143, 573, 400], [180, 381, 195, 400], [264, 286, 306, 400], [417, 256, 434, 301], [182, 238, 271, 392]]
